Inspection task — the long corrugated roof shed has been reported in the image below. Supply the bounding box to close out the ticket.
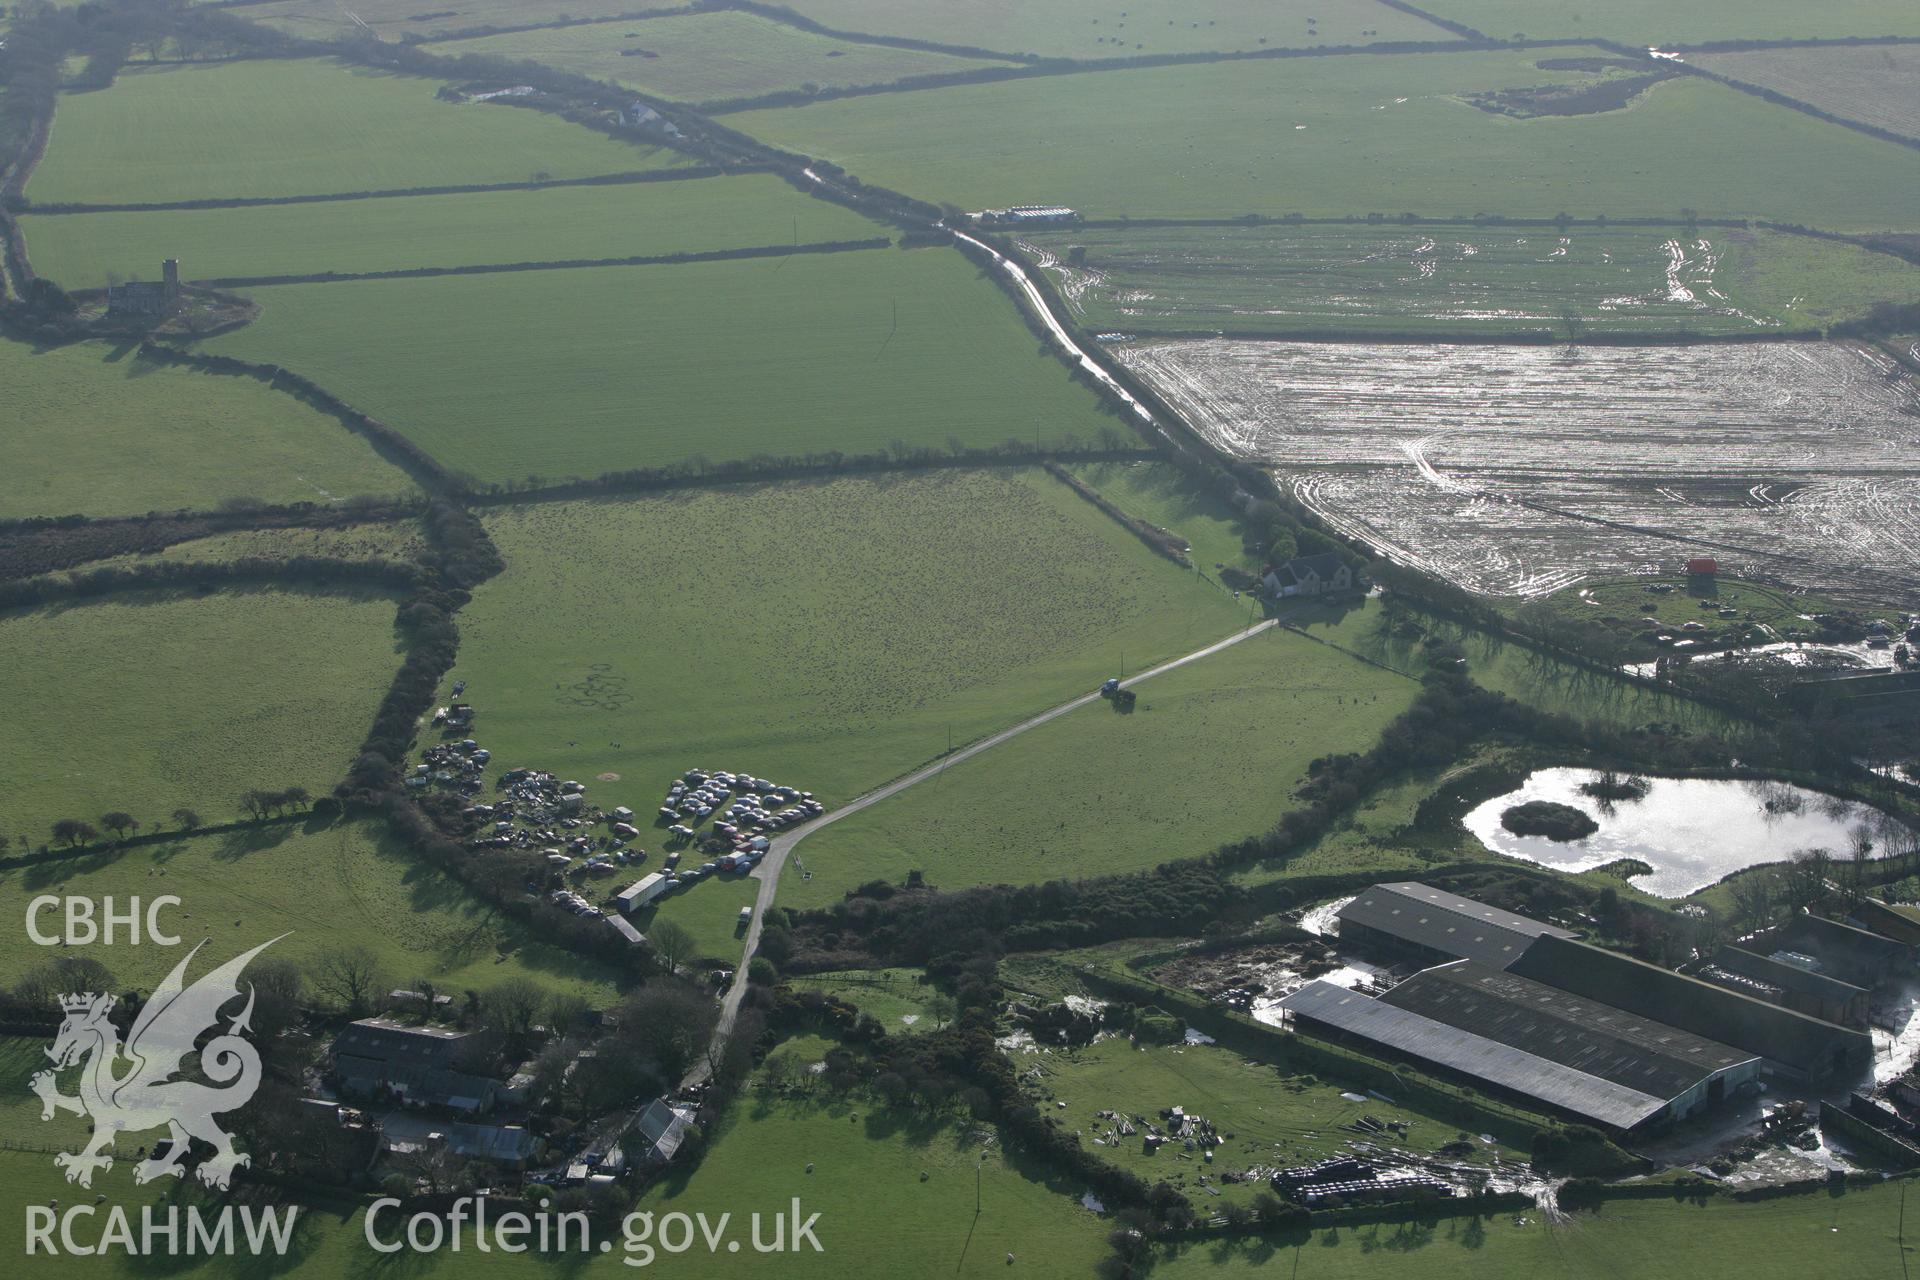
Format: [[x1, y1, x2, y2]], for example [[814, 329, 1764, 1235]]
[[1713, 946, 1867, 1003], [1336, 882, 1575, 970], [1510, 934, 1872, 1077], [1381, 961, 1756, 1101], [1280, 980, 1667, 1130]]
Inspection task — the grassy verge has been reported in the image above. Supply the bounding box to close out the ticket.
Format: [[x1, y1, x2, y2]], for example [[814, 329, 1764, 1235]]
[[1065, 459, 1261, 576]]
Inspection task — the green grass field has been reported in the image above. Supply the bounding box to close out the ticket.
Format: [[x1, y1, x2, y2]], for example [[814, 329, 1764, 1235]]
[[1415, 0, 1920, 43], [1016, 1036, 1521, 1207], [425, 11, 1014, 104], [0, 819, 621, 1000], [782, 626, 1418, 909], [0, 588, 400, 839], [22, 173, 883, 286], [1026, 224, 1920, 335], [237, 0, 689, 41], [0, 338, 414, 518], [627, 869, 760, 967], [448, 470, 1245, 808], [1149, 1179, 1913, 1277], [731, 51, 1920, 230], [198, 248, 1122, 484], [1066, 460, 1262, 575], [778, 0, 1453, 58], [786, 968, 949, 1032], [629, 1086, 1110, 1277], [27, 59, 678, 205]]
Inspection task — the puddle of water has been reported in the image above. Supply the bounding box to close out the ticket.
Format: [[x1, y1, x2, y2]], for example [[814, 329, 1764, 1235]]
[[1626, 637, 1901, 678], [1251, 960, 1386, 1026], [1463, 768, 1908, 897], [1298, 896, 1355, 936], [1872, 985, 1920, 1084]]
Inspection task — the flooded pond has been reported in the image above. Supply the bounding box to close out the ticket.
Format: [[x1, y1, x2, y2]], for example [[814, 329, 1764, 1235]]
[[1463, 767, 1909, 897]]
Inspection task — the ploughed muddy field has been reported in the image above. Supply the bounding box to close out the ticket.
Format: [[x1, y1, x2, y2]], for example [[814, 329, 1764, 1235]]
[[1122, 339, 1920, 598]]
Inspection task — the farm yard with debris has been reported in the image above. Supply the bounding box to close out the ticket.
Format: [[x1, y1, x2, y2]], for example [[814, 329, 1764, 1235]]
[[1123, 339, 1920, 598]]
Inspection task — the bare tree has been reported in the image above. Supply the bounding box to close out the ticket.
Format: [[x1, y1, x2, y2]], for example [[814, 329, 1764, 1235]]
[[100, 812, 138, 842], [1729, 869, 1778, 931], [481, 978, 546, 1043], [648, 919, 696, 975], [1785, 847, 1834, 913], [315, 946, 388, 1017], [172, 808, 203, 832], [614, 980, 718, 1085]]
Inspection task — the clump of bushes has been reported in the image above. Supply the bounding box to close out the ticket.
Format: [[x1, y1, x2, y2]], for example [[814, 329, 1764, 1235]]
[[1501, 800, 1598, 842], [1580, 771, 1650, 802]]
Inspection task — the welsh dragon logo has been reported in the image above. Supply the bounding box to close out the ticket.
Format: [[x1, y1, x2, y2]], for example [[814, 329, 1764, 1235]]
[[31, 937, 282, 1190]]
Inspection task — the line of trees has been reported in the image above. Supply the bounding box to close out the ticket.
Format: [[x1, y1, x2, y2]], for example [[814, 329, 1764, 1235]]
[[34, 796, 314, 852], [135, 342, 464, 497], [17, 165, 731, 214], [468, 436, 1151, 504], [0, 553, 424, 612]]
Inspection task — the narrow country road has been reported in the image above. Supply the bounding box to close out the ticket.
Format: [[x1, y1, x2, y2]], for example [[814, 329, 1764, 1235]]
[[687, 617, 1279, 1082]]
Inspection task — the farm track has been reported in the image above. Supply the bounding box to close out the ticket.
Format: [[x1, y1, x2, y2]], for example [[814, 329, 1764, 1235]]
[[693, 617, 1280, 1079]]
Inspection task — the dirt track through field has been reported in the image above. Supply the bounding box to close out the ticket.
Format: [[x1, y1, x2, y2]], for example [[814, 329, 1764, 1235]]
[[691, 617, 1279, 1079]]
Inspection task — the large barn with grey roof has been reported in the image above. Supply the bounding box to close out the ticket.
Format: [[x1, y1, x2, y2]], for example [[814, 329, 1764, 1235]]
[[1287, 882, 1872, 1131], [1335, 881, 1575, 970]]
